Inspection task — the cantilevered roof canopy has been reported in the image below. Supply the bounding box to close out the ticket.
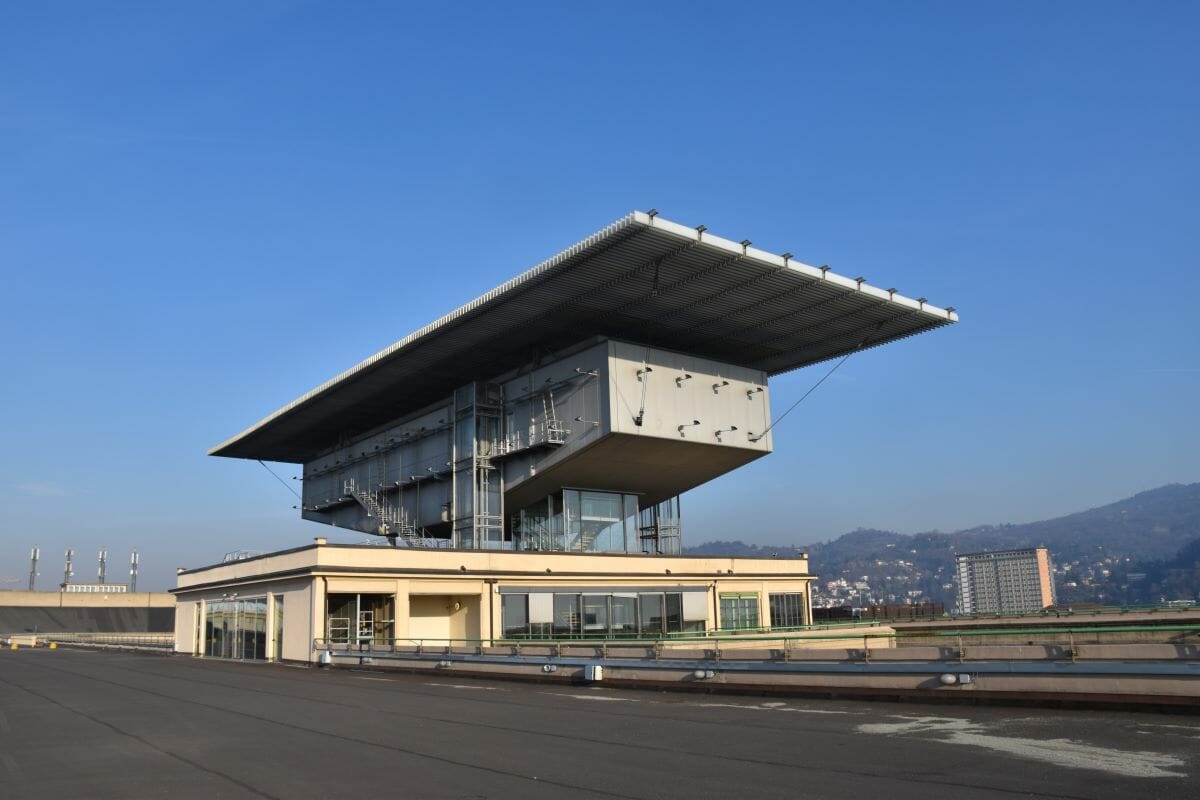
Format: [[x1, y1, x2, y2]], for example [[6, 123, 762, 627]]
[[212, 211, 957, 463]]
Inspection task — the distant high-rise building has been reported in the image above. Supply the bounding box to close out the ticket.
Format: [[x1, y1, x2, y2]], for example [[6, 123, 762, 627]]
[[955, 547, 1056, 614]]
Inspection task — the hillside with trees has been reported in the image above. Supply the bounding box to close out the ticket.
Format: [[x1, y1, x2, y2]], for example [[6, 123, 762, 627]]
[[686, 483, 1200, 607]]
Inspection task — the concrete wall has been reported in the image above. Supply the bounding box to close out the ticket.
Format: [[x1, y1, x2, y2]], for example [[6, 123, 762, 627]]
[[0, 590, 174, 608], [0, 590, 175, 634]]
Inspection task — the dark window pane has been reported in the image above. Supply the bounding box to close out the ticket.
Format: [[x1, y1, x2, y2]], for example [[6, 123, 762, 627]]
[[502, 595, 529, 638], [665, 593, 683, 633]]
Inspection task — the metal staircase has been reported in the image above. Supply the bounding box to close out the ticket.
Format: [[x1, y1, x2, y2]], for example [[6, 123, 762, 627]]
[[344, 478, 435, 547]]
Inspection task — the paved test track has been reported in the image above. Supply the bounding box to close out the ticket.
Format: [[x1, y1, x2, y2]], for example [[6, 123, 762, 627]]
[[0, 648, 1196, 800]]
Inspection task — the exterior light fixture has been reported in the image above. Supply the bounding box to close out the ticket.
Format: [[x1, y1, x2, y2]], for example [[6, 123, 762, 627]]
[[740, 239, 751, 253], [636, 366, 653, 380], [575, 367, 599, 377], [675, 372, 693, 386], [746, 387, 764, 398], [854, 277, 866, 287], [715, 425, 738, 442], [647, 208, 658, 218], [712, 379, 730, 392], [781, 252, 793, 263], [695, 224, 707, 234], [574, 416, 599, 428], [819, 265, 831, 277], [677, 419, 701, 436]]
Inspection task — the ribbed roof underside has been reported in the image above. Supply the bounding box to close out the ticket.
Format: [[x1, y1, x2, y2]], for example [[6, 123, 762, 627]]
[[213, 212, 957, 462]]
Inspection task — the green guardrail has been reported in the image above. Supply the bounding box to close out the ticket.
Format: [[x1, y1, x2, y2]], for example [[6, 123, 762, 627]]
[[811, 603, 1197, 626], [316, 621, 1200, 652]]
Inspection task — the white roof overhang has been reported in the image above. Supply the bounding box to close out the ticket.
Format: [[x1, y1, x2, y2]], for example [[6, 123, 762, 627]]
[[212, 211, 957, 462]]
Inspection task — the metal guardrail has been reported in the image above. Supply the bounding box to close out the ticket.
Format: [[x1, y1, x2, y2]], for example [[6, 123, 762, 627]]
[[809, 603, 1199, 626], [39, 632, 174, 649], [314, 621, 1200, 657]]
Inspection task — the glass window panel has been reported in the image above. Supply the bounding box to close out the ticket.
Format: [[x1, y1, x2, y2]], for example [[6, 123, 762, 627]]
[[272, 595, 284, 660], [665, 593, 683, 633], [582, 595, 609, 637], [720, 595, 760, 631], [204, 605, 217, 657], [502, 595, 529, 638], [564, 490, 582, 550], [610, 596, 637, 637], [568, 490, 634, 553], [623, 495, 639, 553], [327, 594, 355, 644], [550, 493, 565, 550], [251, 599, 267, 660], [639, 593, 665, 637], [769, 593, 806, 629], [553, 594, 580, 637]]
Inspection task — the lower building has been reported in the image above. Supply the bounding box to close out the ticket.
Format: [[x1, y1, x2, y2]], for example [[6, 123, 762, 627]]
[[954, 547, 1056, 614], [172, 538, 813, 662]]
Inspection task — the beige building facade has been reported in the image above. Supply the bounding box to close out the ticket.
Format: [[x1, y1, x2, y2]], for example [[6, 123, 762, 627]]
[[173, 540, 813, 663]]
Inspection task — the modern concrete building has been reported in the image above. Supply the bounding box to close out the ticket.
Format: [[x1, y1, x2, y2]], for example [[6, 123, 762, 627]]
[[174, 211, 956, 662], [954, 547, 1057, 614]]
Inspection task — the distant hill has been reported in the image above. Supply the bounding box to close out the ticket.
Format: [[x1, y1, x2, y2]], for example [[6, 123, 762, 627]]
[[686, 483, 1200, 606]]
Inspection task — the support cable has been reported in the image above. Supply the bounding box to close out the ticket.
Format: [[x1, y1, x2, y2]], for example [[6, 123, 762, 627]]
[[257, 459, 301, 500], [750, 325, 883, 443]]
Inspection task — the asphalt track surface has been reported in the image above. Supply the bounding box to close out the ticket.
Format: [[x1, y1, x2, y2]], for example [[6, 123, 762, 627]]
[[0, 649, 1196, 800]]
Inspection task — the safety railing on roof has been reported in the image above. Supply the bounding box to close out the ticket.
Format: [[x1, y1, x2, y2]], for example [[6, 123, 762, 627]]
[[38, 632, 175, 649], [811, 602, 1199, 626], [314, 621, 1200, 660]]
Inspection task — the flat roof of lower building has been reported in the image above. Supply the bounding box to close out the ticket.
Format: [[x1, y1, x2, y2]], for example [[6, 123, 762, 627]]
[[212, 211, 957, 462]]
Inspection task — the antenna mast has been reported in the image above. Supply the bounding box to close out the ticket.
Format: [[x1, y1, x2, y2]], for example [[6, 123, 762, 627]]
[[28, 547, 39, 591]]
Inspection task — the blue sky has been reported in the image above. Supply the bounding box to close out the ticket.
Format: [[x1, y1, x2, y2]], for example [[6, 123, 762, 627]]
[[2, 2, 1197, 590]]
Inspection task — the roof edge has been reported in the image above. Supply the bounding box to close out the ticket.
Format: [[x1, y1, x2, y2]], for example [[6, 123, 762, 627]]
[[209, 211, 642, 458], [210, 211, 958, 460]]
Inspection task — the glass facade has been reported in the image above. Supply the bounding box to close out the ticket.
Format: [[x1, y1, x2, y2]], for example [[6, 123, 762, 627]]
[[271, 594, 284, 659], [638, 497, 682, 554], [326, 593, 395, 644], [204, 597, 268, 659], [719, 594, 761, 631], [768, 593, 806, 628], [502, 591, 706, 639], [513, 489, 641, 553]]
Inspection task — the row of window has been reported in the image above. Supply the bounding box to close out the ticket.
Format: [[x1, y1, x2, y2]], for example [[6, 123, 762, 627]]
[[720, 592, 807, 631], [501, 590, 809, 638], [502, 592, 706, 639]]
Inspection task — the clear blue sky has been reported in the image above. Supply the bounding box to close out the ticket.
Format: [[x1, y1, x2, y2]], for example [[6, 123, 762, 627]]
[[2, 2, 1197, 590]]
